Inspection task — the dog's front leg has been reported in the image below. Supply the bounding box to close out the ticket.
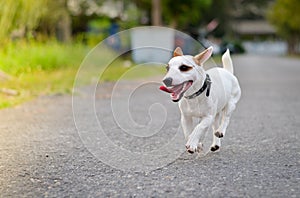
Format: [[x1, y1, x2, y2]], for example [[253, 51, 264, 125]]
[[186, 116, 213, 153], [181, 115, 193, 140]]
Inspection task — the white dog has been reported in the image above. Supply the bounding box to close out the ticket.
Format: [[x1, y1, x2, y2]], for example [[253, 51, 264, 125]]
[[160, 47, 241, 153]]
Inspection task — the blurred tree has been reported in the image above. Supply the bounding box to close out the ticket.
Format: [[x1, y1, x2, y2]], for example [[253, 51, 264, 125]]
[[0, 0, 109, 43], [267, 0, 300, 54], [132, 0, 211, 29], [0, 0, 48, 42], [39, 0, 71, 42], [202, 0, 231, 38], [231, 0, 274, 20], [162, 0, 211, 29], [68, 0, 107, 34]]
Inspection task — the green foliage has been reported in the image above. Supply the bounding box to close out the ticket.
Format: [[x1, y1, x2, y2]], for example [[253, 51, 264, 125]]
[[85, 18, 110, 46], [268, 0, 300, 37], [267, 0, 300, 54], [131, 0, 211, 28], [162, 0, 212, 28], [120, 3, 142, 29], [0, 0, 48, 43], [38, 0, 72, 40]]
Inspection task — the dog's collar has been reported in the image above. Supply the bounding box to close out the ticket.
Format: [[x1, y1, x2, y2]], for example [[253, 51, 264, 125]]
[[184, 74, 212, 99]]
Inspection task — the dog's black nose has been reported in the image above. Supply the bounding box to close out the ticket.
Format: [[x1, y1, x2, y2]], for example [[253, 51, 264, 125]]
[[163, 77, 173, 87]]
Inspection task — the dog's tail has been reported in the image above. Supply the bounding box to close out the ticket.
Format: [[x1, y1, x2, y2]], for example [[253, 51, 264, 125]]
[[222, 49, 233, 74]]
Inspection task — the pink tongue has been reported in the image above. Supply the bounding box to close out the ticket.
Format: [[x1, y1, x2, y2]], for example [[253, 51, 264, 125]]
[[159, 86, 172, 93], [160, 85, 180, 100]]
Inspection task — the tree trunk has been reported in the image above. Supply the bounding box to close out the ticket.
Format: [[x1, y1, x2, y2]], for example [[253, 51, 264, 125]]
[[287, 34, 300, 55], [287, 37, 295, 54], [56, 12, 71, 43], [151, 0, 162, 26]]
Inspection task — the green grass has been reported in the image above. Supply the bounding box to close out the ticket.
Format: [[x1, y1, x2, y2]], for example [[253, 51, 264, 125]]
[[0, 41, 87, 74], [0, 69, 77, 108], [0, 41, 164, 109], [0, 41, 88, 108]]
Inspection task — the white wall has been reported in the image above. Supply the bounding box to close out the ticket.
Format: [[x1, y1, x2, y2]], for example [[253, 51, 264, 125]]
[[243, 41, 288, 55]]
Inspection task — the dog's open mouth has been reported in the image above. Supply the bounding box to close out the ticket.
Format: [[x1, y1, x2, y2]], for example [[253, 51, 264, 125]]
[[160, 80, 193, 102]]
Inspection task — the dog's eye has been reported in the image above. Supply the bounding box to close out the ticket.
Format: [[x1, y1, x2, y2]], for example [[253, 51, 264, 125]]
[[179, 65, 192, 72]]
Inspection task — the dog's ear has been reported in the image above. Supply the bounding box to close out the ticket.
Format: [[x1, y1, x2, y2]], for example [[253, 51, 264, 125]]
[[173, 47, 183, 57], [194, 46, 213, 65]]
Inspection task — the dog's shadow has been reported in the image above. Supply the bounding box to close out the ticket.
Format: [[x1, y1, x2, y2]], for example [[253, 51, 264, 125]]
[[176, 150, 221, 163]]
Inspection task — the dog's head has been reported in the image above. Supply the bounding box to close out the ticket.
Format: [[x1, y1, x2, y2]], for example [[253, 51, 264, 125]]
[[160, 46, 213, 102]]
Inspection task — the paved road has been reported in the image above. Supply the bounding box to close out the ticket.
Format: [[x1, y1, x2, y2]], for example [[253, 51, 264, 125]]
[[0, 55, 299, 197]]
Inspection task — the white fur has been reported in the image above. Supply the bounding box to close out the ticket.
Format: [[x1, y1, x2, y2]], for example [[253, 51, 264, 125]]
[[163, 47, 241, 153]]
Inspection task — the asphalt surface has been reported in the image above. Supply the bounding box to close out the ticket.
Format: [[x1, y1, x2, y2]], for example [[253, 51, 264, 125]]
[[0, 55, 299, 197]]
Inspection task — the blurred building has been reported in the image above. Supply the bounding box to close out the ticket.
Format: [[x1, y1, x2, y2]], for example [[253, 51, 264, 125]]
[[231, 20, 276, 38], [229, 0, 287, 55], [231, 20, 287, 55]]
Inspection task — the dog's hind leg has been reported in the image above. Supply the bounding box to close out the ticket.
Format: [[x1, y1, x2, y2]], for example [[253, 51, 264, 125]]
[[211, 113, 221, 152], [215, 87, 241, 138], [215, 104, 233, 138]]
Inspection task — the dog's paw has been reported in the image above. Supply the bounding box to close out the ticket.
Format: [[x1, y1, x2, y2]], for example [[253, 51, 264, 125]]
[[185, 145, 196, 154], [210, 145, 220, 152], [214, 131, 224, 138], [185, 139, 201, 154]]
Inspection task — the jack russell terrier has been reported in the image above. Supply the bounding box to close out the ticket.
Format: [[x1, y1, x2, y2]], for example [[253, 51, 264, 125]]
[[160, 47, 241, 154]]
